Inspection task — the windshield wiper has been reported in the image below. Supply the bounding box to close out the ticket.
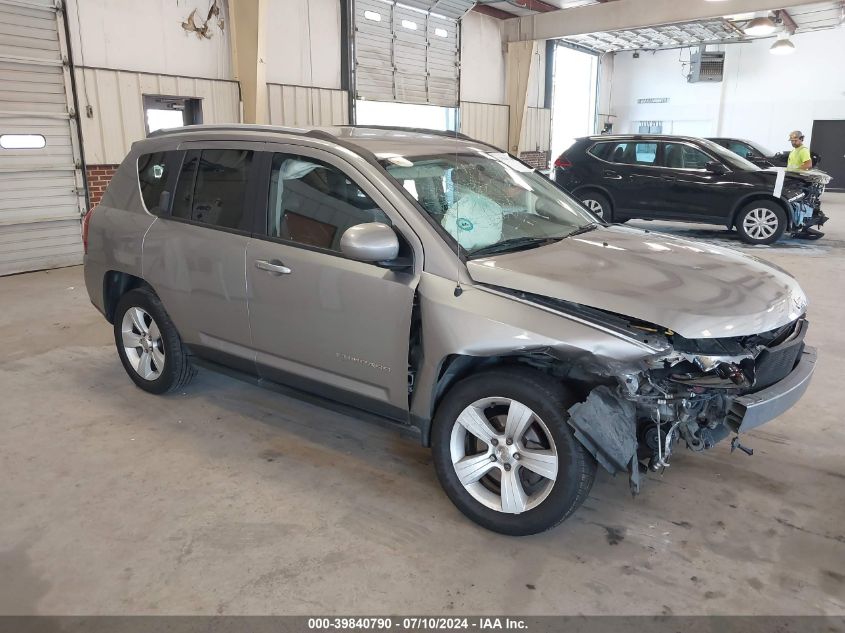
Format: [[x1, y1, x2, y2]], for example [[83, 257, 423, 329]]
[[469, 236, 561, 259], [563, 223, 599, 238]]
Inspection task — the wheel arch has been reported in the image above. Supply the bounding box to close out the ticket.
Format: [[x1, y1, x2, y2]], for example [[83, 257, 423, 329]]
[[102, 270, 153, 323], [572, 184, 615, 209], [728, 194, 791, 229], [421, 352, 592, 447]]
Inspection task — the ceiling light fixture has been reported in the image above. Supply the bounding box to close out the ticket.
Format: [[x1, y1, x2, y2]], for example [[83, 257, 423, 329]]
[[770, 35, 796, 55], [745, 15, 777, 36]]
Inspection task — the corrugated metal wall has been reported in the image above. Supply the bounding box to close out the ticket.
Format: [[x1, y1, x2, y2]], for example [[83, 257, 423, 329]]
[[459, 101, 509, 149], [520, 107, 552, 152], [74, 68, 240, 165], [459, 102, 551, 154], [266, 84, 349, 127]]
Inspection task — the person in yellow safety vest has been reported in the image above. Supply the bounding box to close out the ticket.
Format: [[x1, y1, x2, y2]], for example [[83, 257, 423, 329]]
[[787, 131, 813, 170]]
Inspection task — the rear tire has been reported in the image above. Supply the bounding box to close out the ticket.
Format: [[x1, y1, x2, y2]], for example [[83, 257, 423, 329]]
[[431, 367, 596, 535], [113, 288, 195, 394], [735, 201, 786, 245], [577, 191, 613, 222]]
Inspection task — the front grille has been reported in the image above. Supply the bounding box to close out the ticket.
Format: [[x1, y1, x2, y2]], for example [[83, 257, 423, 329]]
[[753, 320, 807, 390]]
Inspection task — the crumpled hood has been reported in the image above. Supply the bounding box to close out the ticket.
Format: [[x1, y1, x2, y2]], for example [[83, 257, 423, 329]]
[[467, 225, 807, 339], [763, 167, 832, 185]]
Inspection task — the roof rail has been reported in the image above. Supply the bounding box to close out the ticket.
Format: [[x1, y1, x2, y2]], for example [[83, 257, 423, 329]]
[[147, 124, 307, 138], [343, 124, 477, 143], [147, 123, 478, 143]]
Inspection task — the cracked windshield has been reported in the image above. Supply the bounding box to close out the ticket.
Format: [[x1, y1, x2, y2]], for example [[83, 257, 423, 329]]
[[381, 152, 596, 257]]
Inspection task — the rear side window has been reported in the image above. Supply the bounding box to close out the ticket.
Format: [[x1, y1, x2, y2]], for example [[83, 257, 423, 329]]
[[587, 143, 612, 160], [172, 149, 254, 231], [138, 152, 171, 212]]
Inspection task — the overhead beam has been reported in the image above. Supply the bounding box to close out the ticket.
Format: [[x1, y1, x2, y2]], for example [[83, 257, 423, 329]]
[[471, 4, 515, 19], [503, 0, 825, 41], [511, 0, 560, 12]]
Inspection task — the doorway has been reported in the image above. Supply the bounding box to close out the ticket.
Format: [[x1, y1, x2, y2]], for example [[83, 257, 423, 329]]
[[811, 120, 845, 192], [143, 95, 203, 135]]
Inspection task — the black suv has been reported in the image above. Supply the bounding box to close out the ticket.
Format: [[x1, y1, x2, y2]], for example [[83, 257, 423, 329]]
[[554, 135, 829, 245], [708, 137, 821, 170]]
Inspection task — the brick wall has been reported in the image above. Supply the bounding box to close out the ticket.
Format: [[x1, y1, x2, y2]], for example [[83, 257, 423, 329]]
[[518, 151, 551, 171], [86, 164, 119, 208]]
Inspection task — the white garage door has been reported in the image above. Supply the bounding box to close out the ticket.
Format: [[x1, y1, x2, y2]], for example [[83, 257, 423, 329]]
[[0, 0, 85, 276], [355, 0, 473, 107]]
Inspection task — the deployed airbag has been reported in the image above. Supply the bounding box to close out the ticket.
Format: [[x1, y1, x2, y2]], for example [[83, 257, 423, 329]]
[[441, 193, 503, 250]]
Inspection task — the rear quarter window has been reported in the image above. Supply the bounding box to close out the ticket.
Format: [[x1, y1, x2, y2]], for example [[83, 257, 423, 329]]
[[137, 152, 171, 213], [587, 143, 612, 160]]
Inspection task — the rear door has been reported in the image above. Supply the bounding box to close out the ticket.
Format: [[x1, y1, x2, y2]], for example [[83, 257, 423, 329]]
[[246, 145, 420, 420], [593, 141, 663, 217], [142, 142, 263, 373], [0, 0, 86, 275]]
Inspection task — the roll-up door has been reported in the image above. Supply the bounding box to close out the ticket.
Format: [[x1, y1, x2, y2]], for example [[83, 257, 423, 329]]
[[0, 0, 85, 276], [354, 0, 474, 107]]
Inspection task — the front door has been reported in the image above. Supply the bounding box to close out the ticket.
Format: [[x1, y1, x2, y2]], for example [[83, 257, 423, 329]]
[[811, 120, 845, 192], [246, 148, 419, 420], [653, 142, 733, 223]]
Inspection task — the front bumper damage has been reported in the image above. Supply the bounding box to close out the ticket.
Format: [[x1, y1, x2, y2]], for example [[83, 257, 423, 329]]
[[567, 318, 817, 494], [728, 345, 816, 432], [788, 178, 829, 239]]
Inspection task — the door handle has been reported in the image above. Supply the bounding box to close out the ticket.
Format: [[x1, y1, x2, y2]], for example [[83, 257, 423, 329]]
[[255, 259, 292, 275], [661, 175, 677, 182], [602, 170, 622, 179]]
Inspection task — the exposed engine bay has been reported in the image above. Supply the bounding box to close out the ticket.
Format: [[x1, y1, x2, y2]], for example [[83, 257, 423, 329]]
[[490, 287, 814, 494], [571, 310, 809, 493], [785, 172, 829, 239]]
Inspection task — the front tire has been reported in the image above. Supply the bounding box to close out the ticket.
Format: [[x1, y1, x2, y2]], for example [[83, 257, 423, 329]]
[[735, 201, 786, 245], [431, 368, 596, 535], [113, 288, 195, 394]]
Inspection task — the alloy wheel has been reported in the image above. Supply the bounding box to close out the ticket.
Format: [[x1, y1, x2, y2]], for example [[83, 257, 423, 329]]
[[121, 307, 165, 380], [742, 207, 780, 241], [449, 397, 558, 514], [582, 199, 604, 218]]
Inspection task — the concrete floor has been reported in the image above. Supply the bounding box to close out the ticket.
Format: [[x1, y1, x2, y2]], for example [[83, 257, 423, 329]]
[[2, 195, 844, 616]]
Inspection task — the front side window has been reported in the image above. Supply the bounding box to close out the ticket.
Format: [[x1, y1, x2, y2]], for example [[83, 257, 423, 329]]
[[727, 141, 753, 158], [137, 151, 171, 212], [171, 149, 253, 231], [267, 154, 390, 252], [662, 143, 711, 169], [382, 152, 595, 255]]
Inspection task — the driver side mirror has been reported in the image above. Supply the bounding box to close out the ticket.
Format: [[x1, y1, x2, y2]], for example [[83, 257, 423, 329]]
[[340, 222, 400, 263], [706, 161, 727, 175]]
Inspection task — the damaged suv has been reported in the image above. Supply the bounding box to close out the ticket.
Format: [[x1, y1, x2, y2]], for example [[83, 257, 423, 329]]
[[84, 125, 817, 535]]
